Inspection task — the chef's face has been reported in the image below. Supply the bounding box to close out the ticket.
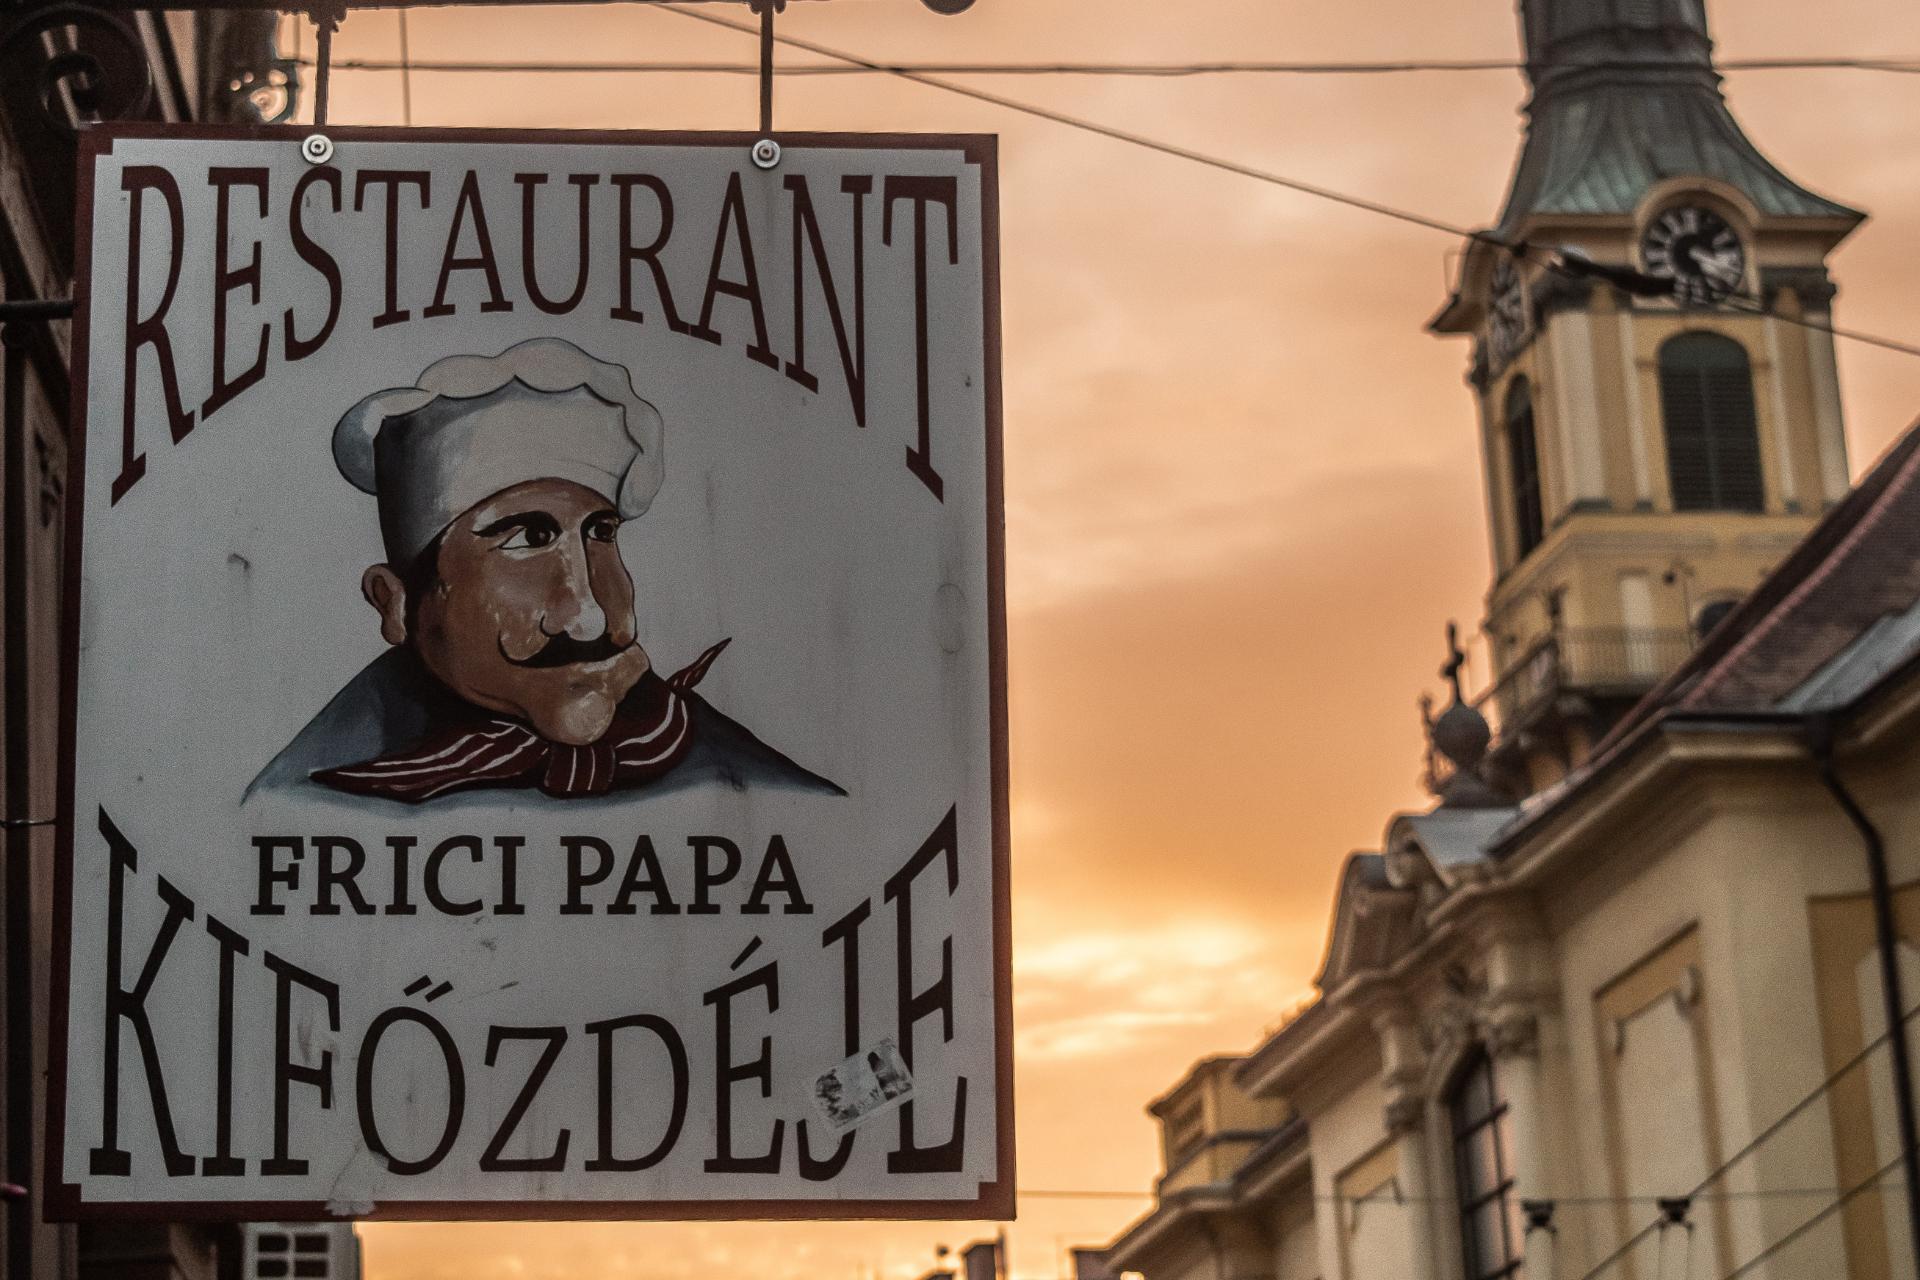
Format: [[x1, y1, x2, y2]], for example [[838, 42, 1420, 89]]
[[363, 478, 652, 745]]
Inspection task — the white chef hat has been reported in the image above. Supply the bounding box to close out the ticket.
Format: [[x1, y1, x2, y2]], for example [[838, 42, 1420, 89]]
[[331, 337, 666, 568]]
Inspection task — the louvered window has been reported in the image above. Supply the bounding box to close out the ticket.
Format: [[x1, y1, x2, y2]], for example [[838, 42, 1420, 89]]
[[1660, 333, 1763, 512], [1505, 379, 1545, 558]]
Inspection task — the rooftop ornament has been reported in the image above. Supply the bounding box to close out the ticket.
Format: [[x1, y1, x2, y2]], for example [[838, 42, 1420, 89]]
[[1423, 622, 1509, 809]]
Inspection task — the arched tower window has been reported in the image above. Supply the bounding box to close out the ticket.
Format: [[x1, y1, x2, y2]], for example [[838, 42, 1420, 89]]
[[1505, 378, 1545, 559], [1659, 333, 1764, 512], [1452, 1050, 1523, 1280]]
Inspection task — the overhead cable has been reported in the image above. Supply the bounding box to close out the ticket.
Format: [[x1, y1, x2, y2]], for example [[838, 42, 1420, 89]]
[[1568, 997, 1920, 1280], [1549, 251, 1920, 362], [1021, 1183, 1911, 1206], [657, 3, 1920, 365], [657, 3, 1501, 246], [1718, 1155, 1904, 1280], [302, 55, 1920, 77], [1716, 293, 1920, 361]]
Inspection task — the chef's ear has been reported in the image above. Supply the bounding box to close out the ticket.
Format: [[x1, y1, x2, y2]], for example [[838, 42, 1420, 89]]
[[362, 565, 409, 646]]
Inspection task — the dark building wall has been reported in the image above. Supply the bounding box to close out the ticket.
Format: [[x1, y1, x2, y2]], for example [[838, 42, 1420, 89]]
[[1, 9, 273, 1278], [2, 95, 86, 1280]]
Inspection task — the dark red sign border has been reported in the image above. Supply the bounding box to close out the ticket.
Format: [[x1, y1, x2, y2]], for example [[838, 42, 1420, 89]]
[[47, 122, 1010, 1224]]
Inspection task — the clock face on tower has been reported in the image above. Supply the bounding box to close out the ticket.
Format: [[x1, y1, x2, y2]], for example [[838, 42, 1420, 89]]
[[1487, 255, 1529, 370], [1642, 205, 1747, 306]]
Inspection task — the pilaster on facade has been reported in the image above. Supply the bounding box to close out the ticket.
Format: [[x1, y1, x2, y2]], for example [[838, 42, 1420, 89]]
[[1374, 1013, 1431, 1139]]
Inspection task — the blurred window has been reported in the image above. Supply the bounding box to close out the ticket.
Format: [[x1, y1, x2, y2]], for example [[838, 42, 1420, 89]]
[[1506, 378, 1545, 557], [1452, 1050, 1523, 1280]]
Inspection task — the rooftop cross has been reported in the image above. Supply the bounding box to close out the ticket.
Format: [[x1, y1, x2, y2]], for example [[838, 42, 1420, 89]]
[[1441, 621, 1468, 705]]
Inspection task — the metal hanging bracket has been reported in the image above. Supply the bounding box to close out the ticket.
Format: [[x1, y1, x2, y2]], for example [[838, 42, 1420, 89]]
[[0, 299, 74, 325], [0, 2, 154, 136], [747, 0, 783, 165], [307, 0, 346, 128]]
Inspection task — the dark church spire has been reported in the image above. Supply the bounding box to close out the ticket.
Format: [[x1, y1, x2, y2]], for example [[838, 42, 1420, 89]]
[[1495, 0, 1859, 239]]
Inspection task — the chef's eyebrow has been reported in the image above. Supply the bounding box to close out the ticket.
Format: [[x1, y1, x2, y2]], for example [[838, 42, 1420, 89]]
[[472, 511, 562, 539]]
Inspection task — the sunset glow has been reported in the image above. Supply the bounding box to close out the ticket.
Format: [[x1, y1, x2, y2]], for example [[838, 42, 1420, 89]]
[[300, 1, 1920, 1274]]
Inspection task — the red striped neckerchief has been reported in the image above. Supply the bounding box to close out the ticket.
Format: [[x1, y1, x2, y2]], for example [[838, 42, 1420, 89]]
[[312, 639, 731, 804]]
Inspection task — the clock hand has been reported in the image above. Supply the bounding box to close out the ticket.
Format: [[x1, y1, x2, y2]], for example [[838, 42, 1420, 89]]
[[1685, 243, 1742, 284]]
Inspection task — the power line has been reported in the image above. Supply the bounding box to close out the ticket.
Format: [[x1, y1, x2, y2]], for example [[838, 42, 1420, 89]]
[[396, 10, 414, 125], [295, 8, 1920, 371], [1719, 1155, 1904, 1280], [1019, 1190, 1153, 1201], [658, 3, 1920, 366], [1343, 1184, 1908, 1207], [1551, 253, 1920, 361], [657, 3, 1501, 247], [313, 12, 1920, 371], [1569, 996, 1920, 1280], [1717, 292, 1920, 361], [1021, 1184, 1910, 1207], [299, 55, 1920, 77]]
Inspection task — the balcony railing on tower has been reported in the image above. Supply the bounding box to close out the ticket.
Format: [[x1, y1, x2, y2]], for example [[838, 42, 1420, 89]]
[[1493, 626, 1695, 721]]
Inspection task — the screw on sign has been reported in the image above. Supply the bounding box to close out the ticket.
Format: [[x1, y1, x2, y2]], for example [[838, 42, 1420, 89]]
[[52, 125, 1009, 1221]]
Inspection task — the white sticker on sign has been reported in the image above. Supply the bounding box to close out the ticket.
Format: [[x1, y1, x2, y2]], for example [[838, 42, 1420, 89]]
[[813, 1039, 916, 1135]]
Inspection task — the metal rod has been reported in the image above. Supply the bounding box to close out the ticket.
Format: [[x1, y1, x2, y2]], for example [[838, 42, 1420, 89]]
[[758, 0, 774, 133], [313, 9, 336, 126], [0, 300, 73, 324], [397, 9, 413, 125], [2, 321, 36, 1280], [1811, 722, 1920, 1276]]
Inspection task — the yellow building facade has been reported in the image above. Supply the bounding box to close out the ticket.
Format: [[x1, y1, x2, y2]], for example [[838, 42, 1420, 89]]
[[1102, 3, 1920, 1279], [1109, 653, 1920, 1280]]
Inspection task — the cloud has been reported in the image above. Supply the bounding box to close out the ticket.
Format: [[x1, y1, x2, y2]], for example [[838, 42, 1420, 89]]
[[1014, 919, 1279, 1060]]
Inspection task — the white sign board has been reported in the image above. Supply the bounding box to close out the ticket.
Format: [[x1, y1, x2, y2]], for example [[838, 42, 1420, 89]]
[[52, 125, 1008, 1221]]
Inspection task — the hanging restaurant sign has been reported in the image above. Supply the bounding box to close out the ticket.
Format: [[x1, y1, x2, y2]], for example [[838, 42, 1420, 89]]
[[50, 124, 1007, 1221]]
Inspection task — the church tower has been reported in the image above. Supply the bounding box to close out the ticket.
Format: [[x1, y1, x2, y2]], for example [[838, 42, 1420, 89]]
[[1430, 0, 1863, 794]]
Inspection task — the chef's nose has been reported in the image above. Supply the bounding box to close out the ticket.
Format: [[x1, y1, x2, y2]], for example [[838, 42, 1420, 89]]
[[540, 538, 607, 641]]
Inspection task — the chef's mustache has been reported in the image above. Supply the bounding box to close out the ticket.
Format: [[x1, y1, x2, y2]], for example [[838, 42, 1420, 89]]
[[509, 633, 632, 668]]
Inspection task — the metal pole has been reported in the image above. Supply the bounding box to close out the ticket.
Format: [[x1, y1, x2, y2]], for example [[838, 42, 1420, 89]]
[[311, 4, 339, 126], [0, 300, 73, 324], [397, 9, 414, 125], [758, 0, 774, 134], [1812, 722, 1920, 1275], [2, 320, 36, 1280]]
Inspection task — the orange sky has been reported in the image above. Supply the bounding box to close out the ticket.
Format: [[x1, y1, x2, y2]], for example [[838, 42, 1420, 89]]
[[301, 1, 1920, 1275]]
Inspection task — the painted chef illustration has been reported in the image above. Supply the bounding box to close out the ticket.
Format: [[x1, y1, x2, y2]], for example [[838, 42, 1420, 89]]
[[248, 337, 841, 805]]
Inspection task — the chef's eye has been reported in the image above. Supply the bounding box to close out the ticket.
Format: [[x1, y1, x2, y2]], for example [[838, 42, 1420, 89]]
[[500, 524, 557, 550], [585, 515, 622, 543]]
